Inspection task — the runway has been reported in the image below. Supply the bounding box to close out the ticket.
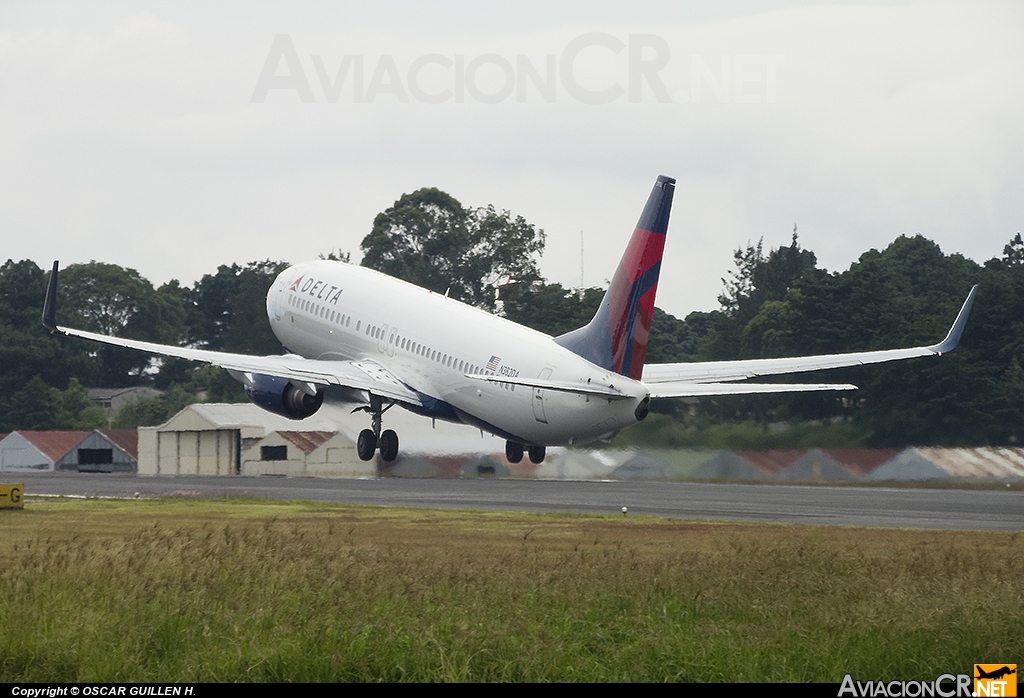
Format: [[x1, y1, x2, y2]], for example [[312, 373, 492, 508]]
[[11, 472, 1022, 530]]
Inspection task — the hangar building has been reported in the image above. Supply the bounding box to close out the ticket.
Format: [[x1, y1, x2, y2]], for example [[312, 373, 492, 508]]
[[0, 430, 138, 472]]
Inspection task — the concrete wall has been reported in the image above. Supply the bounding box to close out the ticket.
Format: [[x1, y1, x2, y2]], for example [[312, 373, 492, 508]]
[[240, 432, 372, 477], [138, 428, 239, 475]]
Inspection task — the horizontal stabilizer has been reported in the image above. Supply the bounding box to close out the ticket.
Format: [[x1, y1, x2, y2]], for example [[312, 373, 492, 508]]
[[648, 382, 858, 398], [465, 373, 635, 400]]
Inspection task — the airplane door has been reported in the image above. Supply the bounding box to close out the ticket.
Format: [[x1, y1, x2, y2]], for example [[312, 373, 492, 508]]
[[386, 327, 397, 358], [377, 324, 389, 354], [533, 367, 552, 424]]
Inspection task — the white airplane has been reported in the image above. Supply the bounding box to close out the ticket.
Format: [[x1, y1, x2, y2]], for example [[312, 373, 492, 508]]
[[42, 176, 977, 464]]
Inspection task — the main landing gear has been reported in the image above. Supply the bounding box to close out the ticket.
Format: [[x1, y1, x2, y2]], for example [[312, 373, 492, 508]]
[[505, 440, 546, 464], [355, 395, 399, 462]]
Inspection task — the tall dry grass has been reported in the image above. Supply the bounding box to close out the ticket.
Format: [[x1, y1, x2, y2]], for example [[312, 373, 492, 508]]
[[0, 498, 1020, 681]]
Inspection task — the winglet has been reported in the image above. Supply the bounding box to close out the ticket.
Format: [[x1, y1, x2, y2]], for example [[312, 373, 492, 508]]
[[42, 260, 59, 334], [928, 284, 978, 354]]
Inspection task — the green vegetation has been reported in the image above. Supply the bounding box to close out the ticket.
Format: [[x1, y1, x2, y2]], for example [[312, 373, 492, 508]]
[[1, 498, 1020, 682], [360, 187, 546, 310], [611, 413, 870, 449], [0, 258, 279, 430], [4, 189, 1024, 446]]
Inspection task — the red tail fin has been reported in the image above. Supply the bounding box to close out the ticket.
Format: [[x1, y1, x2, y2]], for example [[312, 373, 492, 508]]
[[555, 175, 674, 379]]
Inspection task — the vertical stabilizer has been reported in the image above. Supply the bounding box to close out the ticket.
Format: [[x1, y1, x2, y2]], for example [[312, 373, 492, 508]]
[[555, 175, 674, 379]]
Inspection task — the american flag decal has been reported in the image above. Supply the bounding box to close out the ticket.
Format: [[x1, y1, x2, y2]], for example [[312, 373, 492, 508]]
[[486, 355, 501, 371]]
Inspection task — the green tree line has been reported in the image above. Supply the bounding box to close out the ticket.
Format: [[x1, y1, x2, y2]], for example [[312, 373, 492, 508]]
[[1, 186, 1021, 448]]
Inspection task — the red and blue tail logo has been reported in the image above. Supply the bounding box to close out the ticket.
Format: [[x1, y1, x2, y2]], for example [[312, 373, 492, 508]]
[[555, 175, 674, 379]]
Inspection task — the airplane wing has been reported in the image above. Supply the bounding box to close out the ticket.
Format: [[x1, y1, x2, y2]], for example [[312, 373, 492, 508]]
[[642, 285, 977, 388], [42, 263, 421, 407]]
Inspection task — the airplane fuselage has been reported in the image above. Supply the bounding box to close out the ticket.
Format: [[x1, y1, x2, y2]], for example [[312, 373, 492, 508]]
[[266, 260, 650, 446]]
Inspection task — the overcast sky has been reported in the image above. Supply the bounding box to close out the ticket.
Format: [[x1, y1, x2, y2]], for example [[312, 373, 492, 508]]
[[2, 1, 1021, 319]]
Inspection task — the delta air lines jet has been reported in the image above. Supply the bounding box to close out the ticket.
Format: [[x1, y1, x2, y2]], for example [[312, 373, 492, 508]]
[[42, 176, 977, 464]]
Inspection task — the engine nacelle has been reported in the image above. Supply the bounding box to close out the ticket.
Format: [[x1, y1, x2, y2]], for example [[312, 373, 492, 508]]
[[634, 395, 651, 422], [244, 373, 324, 420]]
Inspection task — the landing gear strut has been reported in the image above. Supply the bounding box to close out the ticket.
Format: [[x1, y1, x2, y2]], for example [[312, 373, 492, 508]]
[[355, 395, 400, 462]]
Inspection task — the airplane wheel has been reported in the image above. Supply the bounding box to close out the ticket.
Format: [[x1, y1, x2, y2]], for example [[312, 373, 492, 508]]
[[505, 440, 524, 463], [357, 429, 377, 461], [528, 445, 546, 464], [379, 429, 399, 462]]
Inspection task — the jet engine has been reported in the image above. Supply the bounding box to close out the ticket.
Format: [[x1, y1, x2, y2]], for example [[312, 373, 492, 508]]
[[244, 374, 324, 420], [634, 395, 651, 422]]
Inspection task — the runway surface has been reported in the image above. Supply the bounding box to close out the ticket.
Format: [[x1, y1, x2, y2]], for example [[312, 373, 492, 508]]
[[11, 472, 1023, 530]]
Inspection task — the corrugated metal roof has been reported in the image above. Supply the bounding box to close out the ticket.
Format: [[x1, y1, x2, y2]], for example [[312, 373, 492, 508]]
[[732, 449, 808, 476], [779, 450, 858, 481], [99, 429, 139, 459], [914, 447, 1024, 478], [15, 431, 90, 461], [88, 387, 161, 400], [276, 430, 337, 454], [821, 449, 902, 476], [168, 403, 343, 432]]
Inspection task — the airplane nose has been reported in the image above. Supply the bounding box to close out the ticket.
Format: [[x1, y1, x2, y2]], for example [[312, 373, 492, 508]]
[[267, 277, 285, 321]]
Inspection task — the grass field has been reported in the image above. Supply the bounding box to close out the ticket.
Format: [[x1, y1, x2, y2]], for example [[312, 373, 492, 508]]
[[1, 497, 1021, 682]]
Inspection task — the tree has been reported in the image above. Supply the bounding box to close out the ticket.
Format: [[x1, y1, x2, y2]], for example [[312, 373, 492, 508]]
[[57, 262, 186, 387], [190, 260, 290, 354], [0, 259, 100, 403], [501, 283, 603, 336], [1002, 232, 1024, 266], [52, 378, 106, 430], [112, 384, 204, 429], [708, 233, 818, 361], [359, 188, 545, 309], [719, 233, 817, 321], [2, 375, 57, 431], [472, 204, 547, 302]]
